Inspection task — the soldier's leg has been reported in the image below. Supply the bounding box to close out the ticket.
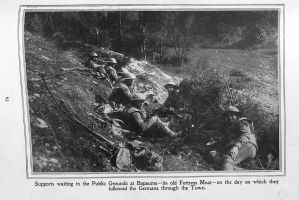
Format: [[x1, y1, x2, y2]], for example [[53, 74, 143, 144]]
[[145, 116, 178, 137], [234, 143, 257, 165], [222, 143, 256, 170], [222, 155, 235, 170]]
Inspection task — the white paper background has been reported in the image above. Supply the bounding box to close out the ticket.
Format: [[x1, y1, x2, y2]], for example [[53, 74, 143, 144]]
[[0, 1, 298, 199]]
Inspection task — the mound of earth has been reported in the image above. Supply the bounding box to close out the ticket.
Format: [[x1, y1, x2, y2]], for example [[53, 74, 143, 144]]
[[25, 31, 200, 172]]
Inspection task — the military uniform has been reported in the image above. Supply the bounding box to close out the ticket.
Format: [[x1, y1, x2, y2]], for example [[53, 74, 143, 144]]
[[163, 81, 181, 110], [85, 59, 106, 76], [163, 90, 181, 109], [122, 105, 147, 133], [121, 104, 177, 137], [117, 68, 131, 78], [105, 65, 119, 82], [109, 82, 133, 107], [222, 117, 258, 170]]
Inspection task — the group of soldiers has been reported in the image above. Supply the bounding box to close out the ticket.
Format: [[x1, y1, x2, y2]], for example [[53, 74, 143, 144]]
[[86, 52, 258, 171]]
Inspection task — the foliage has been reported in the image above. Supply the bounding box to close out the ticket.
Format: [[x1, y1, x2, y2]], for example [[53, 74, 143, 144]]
[[245, 24, 269, 44], [178, 66, 224, 126], [228, 69, 252, 90], [25, 11, 278, 58], [176, 64, 279, 169]]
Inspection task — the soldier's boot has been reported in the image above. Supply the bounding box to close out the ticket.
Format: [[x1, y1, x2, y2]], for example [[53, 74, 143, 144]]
[[222, 161, 235, 171], [145, 116, 180, 138], [222, 156, 235, 170], [155, 119, 179, 137]]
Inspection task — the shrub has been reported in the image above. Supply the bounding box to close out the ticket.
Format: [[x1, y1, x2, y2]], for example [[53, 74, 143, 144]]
[[245, 24, 268, 45], [26, 14, 43, 35], [176, 65, 279, 169], [178, 66, 224, 126]]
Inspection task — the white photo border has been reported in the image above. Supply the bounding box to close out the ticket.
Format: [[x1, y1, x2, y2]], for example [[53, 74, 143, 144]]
[[18, 4, 285, 178]]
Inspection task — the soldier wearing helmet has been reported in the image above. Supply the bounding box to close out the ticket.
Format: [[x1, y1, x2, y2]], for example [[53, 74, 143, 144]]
[[85, 52, 106, 77], [163, 81, 181, 110], [121, 93, 179, 138], [108, 73, 136, 109], [221, 105, 258, 170], [164, 81, 177, 90], [104, 58, 119, 83], [89, 52, 98, 58]]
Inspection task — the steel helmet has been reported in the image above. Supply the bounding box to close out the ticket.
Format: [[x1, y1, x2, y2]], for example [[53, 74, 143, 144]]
[[89, 52, 98, 57], [131, 93, 147, 101], [109, 58, 117, 64], [122, 72, 136, 80], [164, 81, 177, 89], [226, 105, 240, 113]]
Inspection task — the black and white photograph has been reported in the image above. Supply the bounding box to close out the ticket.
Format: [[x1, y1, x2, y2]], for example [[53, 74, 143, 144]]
[[22, 9, 281, 173]]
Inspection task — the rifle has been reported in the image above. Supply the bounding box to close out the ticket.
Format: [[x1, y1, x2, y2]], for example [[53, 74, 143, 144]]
[[154, 106, 182, 119], [40, 74, 131, 170], [59, 67, 114, 89], [60, 67, 91, 72]]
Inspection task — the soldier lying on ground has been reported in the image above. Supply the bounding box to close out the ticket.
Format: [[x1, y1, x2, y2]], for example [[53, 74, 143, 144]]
[[85, 52, 106, 77], [121, 93, 179, 138], [108, 73, 136, 109], [220, 106, 258, 170]]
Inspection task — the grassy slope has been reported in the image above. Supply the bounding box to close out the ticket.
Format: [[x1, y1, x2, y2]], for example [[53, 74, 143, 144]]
[[25, 31, 189, 172], [25, 32, 115, 172], [160, 43, 280, 170], [162, 42, 279, 116]]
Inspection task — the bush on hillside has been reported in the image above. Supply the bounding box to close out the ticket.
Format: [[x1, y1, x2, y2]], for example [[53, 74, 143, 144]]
[[245, 24, 269, 45], [176, 65, 279, 169], [228, 69, 252, 90], [25, 13, 44, 35], [178, 67, 224, 125]]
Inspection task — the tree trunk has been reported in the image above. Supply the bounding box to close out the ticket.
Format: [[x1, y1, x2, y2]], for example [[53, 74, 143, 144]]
[[159, 39, 163, 63], [152, 51, 155, 63], [96, 13, 101, 46], [138, 12, 148, 60], [42, 13, 54, 37], [139, 25, 147, 60], [143, 38, 146, 60], [119, 11, 123, 52]]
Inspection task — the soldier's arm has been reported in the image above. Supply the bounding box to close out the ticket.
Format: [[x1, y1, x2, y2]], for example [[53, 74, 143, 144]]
[[95, 58, 106, 64], [131, 112, 148, 133], [107, 67, 119, 81], [90, 61, 103, 70], [90, 61, 107, 76], [228, 120, 255, 148], [121, 86, 132, 99]]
